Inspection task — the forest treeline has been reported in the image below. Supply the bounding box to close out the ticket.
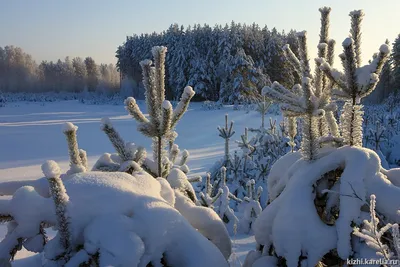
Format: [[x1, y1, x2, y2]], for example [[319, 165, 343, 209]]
[[1, 22, 399, 104], [0, 46, 120, 94], [116, 23, 400, 103]]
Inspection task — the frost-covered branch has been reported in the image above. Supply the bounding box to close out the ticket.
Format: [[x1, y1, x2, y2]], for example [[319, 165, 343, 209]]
[[41, 161, 72, 260], [101, 117, 133, 161], [62, 122, 85, 175], [353, 195, 399, 264]]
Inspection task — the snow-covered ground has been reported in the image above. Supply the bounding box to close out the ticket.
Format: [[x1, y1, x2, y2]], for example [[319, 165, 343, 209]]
[[0, 100, 271, 265]]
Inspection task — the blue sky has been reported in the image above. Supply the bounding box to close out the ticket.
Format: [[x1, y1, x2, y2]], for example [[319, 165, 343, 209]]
[[1, 0, 399, 66]]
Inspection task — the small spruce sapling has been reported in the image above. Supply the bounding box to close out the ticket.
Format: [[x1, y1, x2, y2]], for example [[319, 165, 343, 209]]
[[255, 96, 271, 129], [218, 114, 235, 169]]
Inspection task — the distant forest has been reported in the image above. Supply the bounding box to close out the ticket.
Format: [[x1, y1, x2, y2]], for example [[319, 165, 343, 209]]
[[117, 23, 400, 104], [1, 22, 399, 104], [0, 46, 120, 94]]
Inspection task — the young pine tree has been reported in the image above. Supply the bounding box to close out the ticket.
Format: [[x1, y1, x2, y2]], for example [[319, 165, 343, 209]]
[[263, 7, 339, 161], [319, 10, 390, 146], [124, 46, 195, 177]]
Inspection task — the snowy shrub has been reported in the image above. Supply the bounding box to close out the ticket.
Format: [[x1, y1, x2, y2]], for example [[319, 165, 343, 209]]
[[245, 7, 397, 266]]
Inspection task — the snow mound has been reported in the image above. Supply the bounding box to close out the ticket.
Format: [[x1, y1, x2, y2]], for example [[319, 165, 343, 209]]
[[253, 146, 400, 266], [0, 171, 229, 266]]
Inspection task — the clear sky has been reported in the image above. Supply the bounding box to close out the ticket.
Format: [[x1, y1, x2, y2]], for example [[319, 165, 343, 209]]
[[1, 0, 399, 66]]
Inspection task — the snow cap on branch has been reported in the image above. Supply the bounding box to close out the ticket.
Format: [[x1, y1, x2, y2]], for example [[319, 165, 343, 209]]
[[342, 37, 353, 48], [379, 44, 390, 55], [162, 100, 172, 110], [63, 122, 78, 133], [41, 160, 62, 178]]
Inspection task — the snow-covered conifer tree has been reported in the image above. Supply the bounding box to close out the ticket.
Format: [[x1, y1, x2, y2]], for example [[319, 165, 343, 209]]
[[215, 167, 239, 234], [218, 114, 236, 168], [238, 179, 262, 234], [124, 46, 195, 177], [255, 96, 271, 129], [262, 7, 340, 161], [319, 10, 390, 146]]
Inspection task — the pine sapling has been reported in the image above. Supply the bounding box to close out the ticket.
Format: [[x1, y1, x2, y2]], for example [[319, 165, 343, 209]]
[[216, 167, 239, 234], [199, 173, 223, 207], [353, 195, 399, 264], [255, 96, 271, 128], [124, 46, 195, 177], [262, 7, 341, 161], [218, 114, 235, 169], [319, 10, 391, 146], [62, 122, 86, 175], [239, 179, 262, 234]]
